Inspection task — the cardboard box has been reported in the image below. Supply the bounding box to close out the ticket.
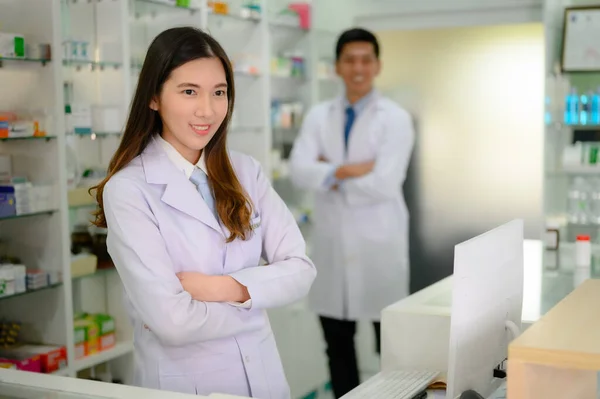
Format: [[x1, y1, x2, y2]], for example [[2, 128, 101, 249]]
[[73, 318, 98, 359], [0, 186, 16, 218], [89, 313, 115, 336], [0, 353, 41, 373], [99, 332, 116, 352], [16, 345, 67, 374], [71, 104, 92, 134], [0, 33, 25, 58]]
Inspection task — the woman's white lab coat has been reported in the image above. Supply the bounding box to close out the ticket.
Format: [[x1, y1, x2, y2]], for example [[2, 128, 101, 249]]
[[289, 92, 414, 321], [103, 137, 316, 398]]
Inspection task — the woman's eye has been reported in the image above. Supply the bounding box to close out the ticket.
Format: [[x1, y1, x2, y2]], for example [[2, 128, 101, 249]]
[[215, 90, 226, 97], [183, 89, 195, 95]]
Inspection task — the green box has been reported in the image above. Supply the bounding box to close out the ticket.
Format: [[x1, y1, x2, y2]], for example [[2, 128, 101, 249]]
[[85, 314, 115, 336], [0, 33, 25, 58], [73, 319, 97, 345]]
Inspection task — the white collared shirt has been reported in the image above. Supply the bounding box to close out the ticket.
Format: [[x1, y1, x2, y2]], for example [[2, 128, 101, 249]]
[[156, 134, 207, 179], [156, 134, 252, 309]]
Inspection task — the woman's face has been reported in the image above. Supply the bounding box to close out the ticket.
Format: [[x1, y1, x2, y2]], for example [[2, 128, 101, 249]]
[[151, 57, 229, 164]]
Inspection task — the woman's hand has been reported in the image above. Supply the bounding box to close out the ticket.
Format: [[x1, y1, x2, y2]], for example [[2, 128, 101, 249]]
[[177, 272, 250, 303]]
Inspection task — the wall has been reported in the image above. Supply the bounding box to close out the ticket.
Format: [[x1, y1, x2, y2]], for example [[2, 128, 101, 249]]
[[376, 23, 545, 289], [354, 0, 543, 31]]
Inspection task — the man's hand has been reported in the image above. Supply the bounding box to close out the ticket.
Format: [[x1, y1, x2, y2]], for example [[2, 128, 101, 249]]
[[335, 160, 375, 180], [177, 272, 250, 303]]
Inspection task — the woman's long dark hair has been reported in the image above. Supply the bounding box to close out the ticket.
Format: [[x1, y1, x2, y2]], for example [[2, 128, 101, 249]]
[[91, 27, 253, 242]]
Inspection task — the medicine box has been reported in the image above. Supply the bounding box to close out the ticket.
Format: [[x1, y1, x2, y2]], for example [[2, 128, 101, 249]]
[[0, 33, 25, 58], [0, 352, 41, 373], [15, 345, 67, 374], [73, 318, 99, 359], [87, 313, 115, 352], [0, 186, 16, 218], [0, 265, 16, 297], [71, 104, 92, 135]]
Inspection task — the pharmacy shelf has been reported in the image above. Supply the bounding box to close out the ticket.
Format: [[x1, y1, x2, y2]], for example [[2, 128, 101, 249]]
[[0, 210, 58, 222], [72, 341, 134, 372], [0, 57, 51, 66], [136, 0, 201, 12], [67, 132, 122, 138], [1, 0, 354, 394], [208, 11, 261, 23], [0, 283, 63, 302], [562, 166, 600, 175], [52, 368, 71, 377], [72, 267, 117, 282], [0, 136, 57, 142], [565, 124, 600, 131], [62, 60, 123, 71]]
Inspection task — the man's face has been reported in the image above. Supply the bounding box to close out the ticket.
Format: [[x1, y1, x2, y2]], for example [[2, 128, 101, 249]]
[[336, 41, 380, 99]]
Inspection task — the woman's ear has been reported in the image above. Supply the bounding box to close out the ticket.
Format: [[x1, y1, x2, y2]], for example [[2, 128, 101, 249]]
[[149, 97, 159, 111]]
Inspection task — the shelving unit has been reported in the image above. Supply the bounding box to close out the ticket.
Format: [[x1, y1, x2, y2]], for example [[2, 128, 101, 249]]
[[0, 0, 349, 395], [72, 341, 134, 373], [0, 136, 57, 142], [0, 283, 63, 302]]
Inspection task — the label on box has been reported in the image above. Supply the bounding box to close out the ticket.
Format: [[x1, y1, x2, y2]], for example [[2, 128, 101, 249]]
[[100, 333, 116, 351], [75, 343, 85, 360]]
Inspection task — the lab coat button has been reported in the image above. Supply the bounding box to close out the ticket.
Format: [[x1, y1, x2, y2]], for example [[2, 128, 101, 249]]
[[245, 355, 250, 363]]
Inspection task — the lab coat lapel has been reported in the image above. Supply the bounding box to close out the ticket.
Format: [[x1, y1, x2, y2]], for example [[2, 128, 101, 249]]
[[141, 138, 224, 236], [328, 97, 346, 163], [346, 92, 382, 158]]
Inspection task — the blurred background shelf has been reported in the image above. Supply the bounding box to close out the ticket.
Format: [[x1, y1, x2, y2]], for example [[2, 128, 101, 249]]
[[72, 341, 134, 373]]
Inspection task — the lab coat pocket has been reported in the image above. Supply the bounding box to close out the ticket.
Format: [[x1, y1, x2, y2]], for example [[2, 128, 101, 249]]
[[259, 333, 290, 398]]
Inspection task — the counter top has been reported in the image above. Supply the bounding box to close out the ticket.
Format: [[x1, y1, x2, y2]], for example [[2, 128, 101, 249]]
[[379, 239, 600, 374], [510, 278, 600, 370], [0, 368, 250, 399], [385, 239, 600, 325]]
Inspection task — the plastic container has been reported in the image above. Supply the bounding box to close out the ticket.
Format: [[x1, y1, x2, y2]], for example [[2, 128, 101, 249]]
[[592, 87, 600, 124], [565, 88, 579, 125], [568, 177, 591, 224], [575, 234, 591, 269]]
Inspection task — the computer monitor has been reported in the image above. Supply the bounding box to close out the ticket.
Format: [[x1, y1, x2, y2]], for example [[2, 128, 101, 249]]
[[445, 219, 524, 399]]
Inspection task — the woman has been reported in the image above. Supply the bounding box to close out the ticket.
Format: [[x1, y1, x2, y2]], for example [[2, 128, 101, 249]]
[[91, 27, 316, 398]]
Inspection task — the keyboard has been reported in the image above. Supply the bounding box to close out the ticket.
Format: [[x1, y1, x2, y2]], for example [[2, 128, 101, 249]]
[[340, 370, 440, 399]]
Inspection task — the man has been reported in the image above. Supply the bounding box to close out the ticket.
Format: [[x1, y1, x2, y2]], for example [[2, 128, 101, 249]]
[[289, 28, 414, 398]]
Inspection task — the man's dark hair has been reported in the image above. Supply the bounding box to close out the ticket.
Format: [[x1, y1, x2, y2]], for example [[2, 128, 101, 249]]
[[335, 28, 380, 61]]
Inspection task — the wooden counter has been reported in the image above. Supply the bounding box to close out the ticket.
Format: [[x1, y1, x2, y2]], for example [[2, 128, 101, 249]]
[[507, 279, 600, 399]]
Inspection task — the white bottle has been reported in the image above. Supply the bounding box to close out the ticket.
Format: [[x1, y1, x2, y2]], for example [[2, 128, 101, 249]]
[[575, 234, 591, 269], [574, 234, 592, 286]]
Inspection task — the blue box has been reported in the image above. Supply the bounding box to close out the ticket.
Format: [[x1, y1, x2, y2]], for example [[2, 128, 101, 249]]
[[0, 186, 16, 218]]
